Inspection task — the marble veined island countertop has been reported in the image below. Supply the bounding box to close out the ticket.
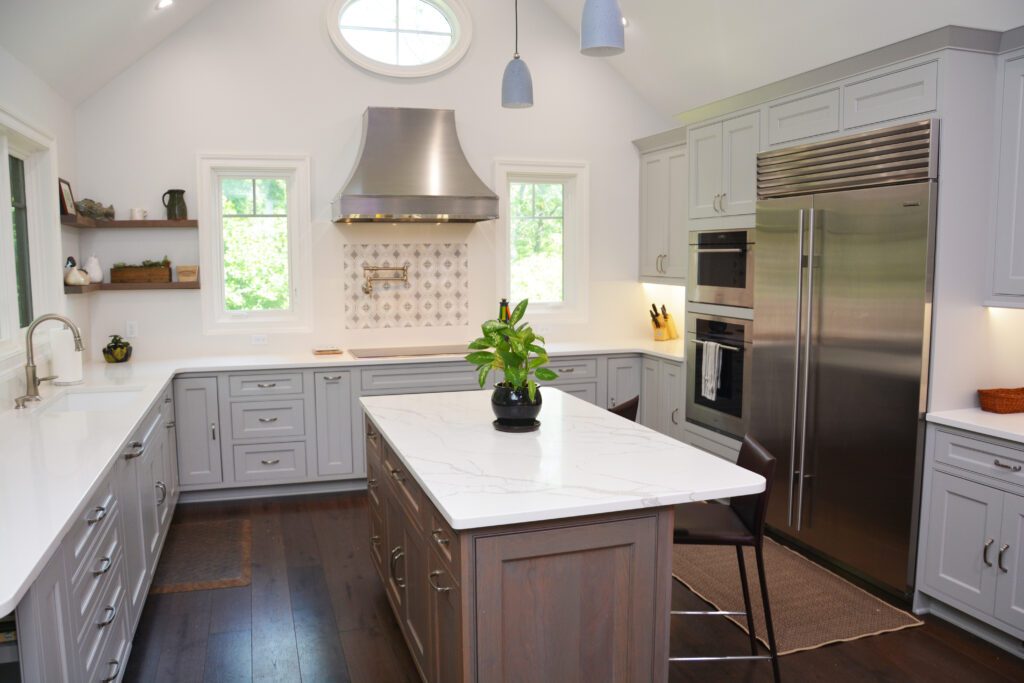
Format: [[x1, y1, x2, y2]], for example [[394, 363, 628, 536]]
[[360, 389, 765, 530]]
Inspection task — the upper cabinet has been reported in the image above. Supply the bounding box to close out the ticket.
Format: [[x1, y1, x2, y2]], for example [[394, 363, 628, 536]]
[[990, 52, 1024, 305], [688, 111, 760, 220], [635, 128, 687, 284]]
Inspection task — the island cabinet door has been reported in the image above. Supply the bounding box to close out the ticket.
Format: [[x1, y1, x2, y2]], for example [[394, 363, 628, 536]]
[[384, 494, 407, 613], [428, 553, 464, 683], [402, 527, 433, 677], [475, 514, 666, 683]]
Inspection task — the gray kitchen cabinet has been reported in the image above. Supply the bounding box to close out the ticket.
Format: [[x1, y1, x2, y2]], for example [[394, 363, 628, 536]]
[[174, 377, 223, 486], [638, 143, 687, 282], [990, 52, 1024, 304], [842, 61, 937, 130], [640, 358, 684, 438], [607, 356, 641, 409], [923, 471, 1002, 612], [315, 371, 358, 477], [995, 492, 1024, 631], [766, 88, 840, 146], [640, 357, 660, 429], [16, 544, 77, 682], [688, 111, 760, 220]]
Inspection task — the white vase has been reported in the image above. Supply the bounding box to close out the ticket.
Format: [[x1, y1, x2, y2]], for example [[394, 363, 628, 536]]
[[84, 255, 102, 283]]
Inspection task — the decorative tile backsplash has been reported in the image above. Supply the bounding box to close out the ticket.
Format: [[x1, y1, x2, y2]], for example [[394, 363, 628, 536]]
[[344, 243, 469, 329]]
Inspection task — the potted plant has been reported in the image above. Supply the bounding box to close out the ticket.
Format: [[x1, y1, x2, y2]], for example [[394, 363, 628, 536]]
[[102, 335, 133, 363], [465, 299, 558, 431]]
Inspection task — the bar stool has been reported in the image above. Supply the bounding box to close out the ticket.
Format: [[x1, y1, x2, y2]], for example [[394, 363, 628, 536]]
[[608, 395, 639, 421], [670, 435, 781, 682]]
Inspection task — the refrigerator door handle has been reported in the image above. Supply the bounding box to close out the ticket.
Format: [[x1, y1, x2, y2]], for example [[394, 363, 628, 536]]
[[796, 207, 817, 532], [787, 208, 806, 528]]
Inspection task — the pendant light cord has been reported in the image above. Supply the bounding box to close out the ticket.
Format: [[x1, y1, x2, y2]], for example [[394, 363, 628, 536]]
[[514, 0, 519, 58]]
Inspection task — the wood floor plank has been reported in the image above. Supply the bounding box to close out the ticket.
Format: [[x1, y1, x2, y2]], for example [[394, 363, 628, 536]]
[[153, 590, 213, 683], [210, 585, 252, 635], [204, 630, 253, 683], [340, 626, 422, 683], [250, 500, 302, 683], [122, 592, 171, 682], [288, 564, 352, 682]]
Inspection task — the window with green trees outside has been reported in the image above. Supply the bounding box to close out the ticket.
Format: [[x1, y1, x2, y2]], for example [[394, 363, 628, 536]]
[[509, 181, 564, 304], [219, 177, 290, 312]]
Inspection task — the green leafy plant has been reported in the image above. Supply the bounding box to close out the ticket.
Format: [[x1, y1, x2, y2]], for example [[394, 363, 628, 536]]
[[465, 299, 558, 401], [111, 256, 171, 269]]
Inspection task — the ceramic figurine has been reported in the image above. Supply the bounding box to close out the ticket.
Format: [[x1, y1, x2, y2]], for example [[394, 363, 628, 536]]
[[74, 198, 115, 220], [64, 257, 90, 286], [84, 255, 103, 283]]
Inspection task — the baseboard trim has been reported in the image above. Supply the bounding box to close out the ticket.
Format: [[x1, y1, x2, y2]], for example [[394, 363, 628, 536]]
[[178, 479, 367, 503], [915, 592, 1024, 658]]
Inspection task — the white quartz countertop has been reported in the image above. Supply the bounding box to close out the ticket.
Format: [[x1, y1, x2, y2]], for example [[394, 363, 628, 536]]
[[0, 338, 682, 615], [927, 408, 1024, 444], [360, 389, 764, 530]]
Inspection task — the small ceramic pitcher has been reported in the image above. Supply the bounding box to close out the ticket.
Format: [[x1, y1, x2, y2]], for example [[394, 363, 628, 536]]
[[162, 189, 188, 220]]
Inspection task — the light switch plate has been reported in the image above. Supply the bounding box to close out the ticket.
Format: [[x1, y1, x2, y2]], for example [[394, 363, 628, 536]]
[[250, 334, 268, 346], [125, 321, 139, 338]]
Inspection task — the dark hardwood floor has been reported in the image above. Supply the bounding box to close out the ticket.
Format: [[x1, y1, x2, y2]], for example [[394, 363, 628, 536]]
[[124, 492, 1024, 683]]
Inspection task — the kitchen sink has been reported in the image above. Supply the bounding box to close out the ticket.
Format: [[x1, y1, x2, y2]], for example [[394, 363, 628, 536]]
[[44, 387, 145, 413], [348, 344, 470, 359]]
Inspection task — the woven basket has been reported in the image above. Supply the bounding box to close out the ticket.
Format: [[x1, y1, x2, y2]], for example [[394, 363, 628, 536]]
[[978, 387, 1024, 414]]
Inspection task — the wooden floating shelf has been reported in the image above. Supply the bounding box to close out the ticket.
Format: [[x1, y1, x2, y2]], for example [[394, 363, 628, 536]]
[[60, 215, 198, 229], [64, 281, 201, 294]]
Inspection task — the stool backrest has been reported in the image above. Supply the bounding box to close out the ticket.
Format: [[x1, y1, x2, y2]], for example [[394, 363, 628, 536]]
[[731, 435, 777, 537], [608, 395, 639, 422]]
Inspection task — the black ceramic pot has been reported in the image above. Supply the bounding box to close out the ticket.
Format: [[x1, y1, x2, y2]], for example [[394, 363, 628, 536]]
[[491, 383, 542, 425]]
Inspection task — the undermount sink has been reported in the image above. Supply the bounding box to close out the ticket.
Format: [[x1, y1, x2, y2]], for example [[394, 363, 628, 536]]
[[348, 344, 470, 359], [44, 387, 145, 413]]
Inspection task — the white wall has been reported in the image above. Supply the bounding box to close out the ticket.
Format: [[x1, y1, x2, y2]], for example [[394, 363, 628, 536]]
[[73, 0, 674, 358], [0, 44, 89, 403]]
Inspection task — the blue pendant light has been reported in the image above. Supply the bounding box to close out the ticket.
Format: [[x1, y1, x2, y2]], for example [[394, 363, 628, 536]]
[[501, 0, 533, 108], [581, 0, 624, 56]]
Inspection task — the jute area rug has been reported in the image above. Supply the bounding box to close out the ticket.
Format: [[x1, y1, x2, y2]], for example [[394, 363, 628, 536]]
[[672, 537, 922, 655], [150, 518, 252, 594]]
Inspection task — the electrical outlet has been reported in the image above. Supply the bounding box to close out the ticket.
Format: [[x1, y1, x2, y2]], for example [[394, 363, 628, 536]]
[[125, 321, 139, 338], [250, 334, 268, 346]]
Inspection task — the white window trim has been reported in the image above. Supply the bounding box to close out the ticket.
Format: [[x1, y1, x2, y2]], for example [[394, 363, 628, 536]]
[[325, 0, 473, 78], [197, 154, 313, 335], [0, 104, 62, 367], [494, 160, 590, 325]]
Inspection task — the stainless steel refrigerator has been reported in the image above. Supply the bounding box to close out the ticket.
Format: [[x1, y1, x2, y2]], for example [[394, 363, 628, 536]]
[[750, 119, 937, 598]]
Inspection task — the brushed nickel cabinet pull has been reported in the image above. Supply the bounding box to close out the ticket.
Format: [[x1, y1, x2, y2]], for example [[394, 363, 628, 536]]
[[156, 481, 167, 504], [390, 547, 406, 589], [370, 534, 381, 545], [86, 505, 108, 525], [560, 367, 576, 374], [983, 538, 994, 567], [257, 382, 277, 389], [720, 192, 727, 212], [994, 459, 1022, 472], [258, 416, 279, 423], [429, 570, 452, 593], [211, 423, 217, 441], [261, 459, 280, 466], [166, 420, 176, 429], [432, 529, 451, 547], [390, 467, 405, 483], [671, 408, 679, 425], [97, 605, 117, 627], [999, 543, 1010, 573], [324, 375, 343, 381], [123, 441, 145, 460], [93, 556, 112, 576], [101, 659, 121, 683]]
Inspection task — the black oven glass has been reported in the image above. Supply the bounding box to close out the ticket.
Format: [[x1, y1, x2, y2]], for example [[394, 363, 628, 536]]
[[696, 230, 748, 289], [693, 318, 746, 418]]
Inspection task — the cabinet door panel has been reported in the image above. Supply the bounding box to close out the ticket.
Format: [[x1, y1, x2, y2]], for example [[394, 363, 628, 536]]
[[402, 528, 431, 675], [640, 358, 660, 431], [173, 377, 222, 486], [429, 554, 463, 683], [995, 492, 1024, 631], [639, 152, 669, 278], [721, 111, 760, 216], [659, 361, 685, 441], [663, 146, 688, 279], [315, 371, 357, 477], [607, 357, 641, 409], [923, 472, 1001, 612], [688, 123, 723, 219], [993, 55, 1024, 298]]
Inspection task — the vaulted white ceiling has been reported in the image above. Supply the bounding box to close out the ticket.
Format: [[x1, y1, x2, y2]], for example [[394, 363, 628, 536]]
[[0, 0, 217, 104], [543, 0, 1024, 117]]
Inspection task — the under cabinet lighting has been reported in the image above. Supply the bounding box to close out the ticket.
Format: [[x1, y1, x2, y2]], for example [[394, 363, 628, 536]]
[[622, 17, 629, 27], [156, 0, 174, 9]]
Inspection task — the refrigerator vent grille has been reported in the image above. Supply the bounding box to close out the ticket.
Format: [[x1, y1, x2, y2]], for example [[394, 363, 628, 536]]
[[757, 119, 938, 198]]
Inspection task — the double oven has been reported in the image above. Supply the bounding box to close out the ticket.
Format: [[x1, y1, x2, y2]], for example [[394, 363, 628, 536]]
[[685, 228, 755, 440]]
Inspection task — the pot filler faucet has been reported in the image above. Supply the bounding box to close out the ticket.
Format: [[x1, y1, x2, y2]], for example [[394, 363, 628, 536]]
[[14, 313, 84, 409]]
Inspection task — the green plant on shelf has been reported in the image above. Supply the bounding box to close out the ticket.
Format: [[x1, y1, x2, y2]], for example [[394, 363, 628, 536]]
[[111, 256, 171, 269]]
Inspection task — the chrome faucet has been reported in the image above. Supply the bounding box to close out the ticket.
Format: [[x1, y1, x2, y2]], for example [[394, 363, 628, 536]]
[[14, 313, 84, 409]]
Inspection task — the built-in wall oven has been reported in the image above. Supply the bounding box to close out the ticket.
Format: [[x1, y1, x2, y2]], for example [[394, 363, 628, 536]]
[[687, 229, 755, 308], [685, 312, 752, 440]]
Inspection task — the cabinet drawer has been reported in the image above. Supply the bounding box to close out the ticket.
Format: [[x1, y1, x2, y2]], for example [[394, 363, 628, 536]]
[[546, 357, 599, 382], [767, 89, 839, 145], [232, 442, 308, 483], [70, 505, 123, 643], [90, 603, 129, 683], [382, 442, 426, 529], [361, 362, 479, 393], [554, 382, 599, 405], [228, 372, 304, 398], [230, 399, 305, 440], [934, 429, 1024, 488], [78, 552, 126, 677], [68, 477, 119, 573], [429, 507, 461, 581], [843, 61, 937, 129]]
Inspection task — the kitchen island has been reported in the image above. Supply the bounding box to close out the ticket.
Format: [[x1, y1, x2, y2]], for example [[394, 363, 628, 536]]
[[360, 388, 765, 683]]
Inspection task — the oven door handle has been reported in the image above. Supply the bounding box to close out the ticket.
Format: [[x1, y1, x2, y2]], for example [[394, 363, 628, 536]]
[[694, 247, 746, 254], [693, 339, 743, 354]]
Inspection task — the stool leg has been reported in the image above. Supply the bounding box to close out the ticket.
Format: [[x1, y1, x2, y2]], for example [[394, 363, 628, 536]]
[[754, 542, 781, 683], [735, 545, 758, 656]]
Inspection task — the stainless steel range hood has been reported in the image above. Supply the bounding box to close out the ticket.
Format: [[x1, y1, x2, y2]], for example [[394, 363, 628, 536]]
[[332, 107, 498, 223]]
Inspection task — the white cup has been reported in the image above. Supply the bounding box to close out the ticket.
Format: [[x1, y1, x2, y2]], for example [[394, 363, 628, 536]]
[[129, 208, 148, 220]]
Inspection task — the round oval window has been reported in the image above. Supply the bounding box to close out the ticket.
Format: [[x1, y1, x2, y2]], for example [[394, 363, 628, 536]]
[[328, 0, 472, 78]]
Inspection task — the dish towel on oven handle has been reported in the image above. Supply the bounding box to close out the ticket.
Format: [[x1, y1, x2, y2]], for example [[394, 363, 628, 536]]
[[701, 341, 723, 401]]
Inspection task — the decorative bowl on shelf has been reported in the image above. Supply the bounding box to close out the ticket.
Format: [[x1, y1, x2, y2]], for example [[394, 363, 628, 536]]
[[978, 387, 1024, 414]]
